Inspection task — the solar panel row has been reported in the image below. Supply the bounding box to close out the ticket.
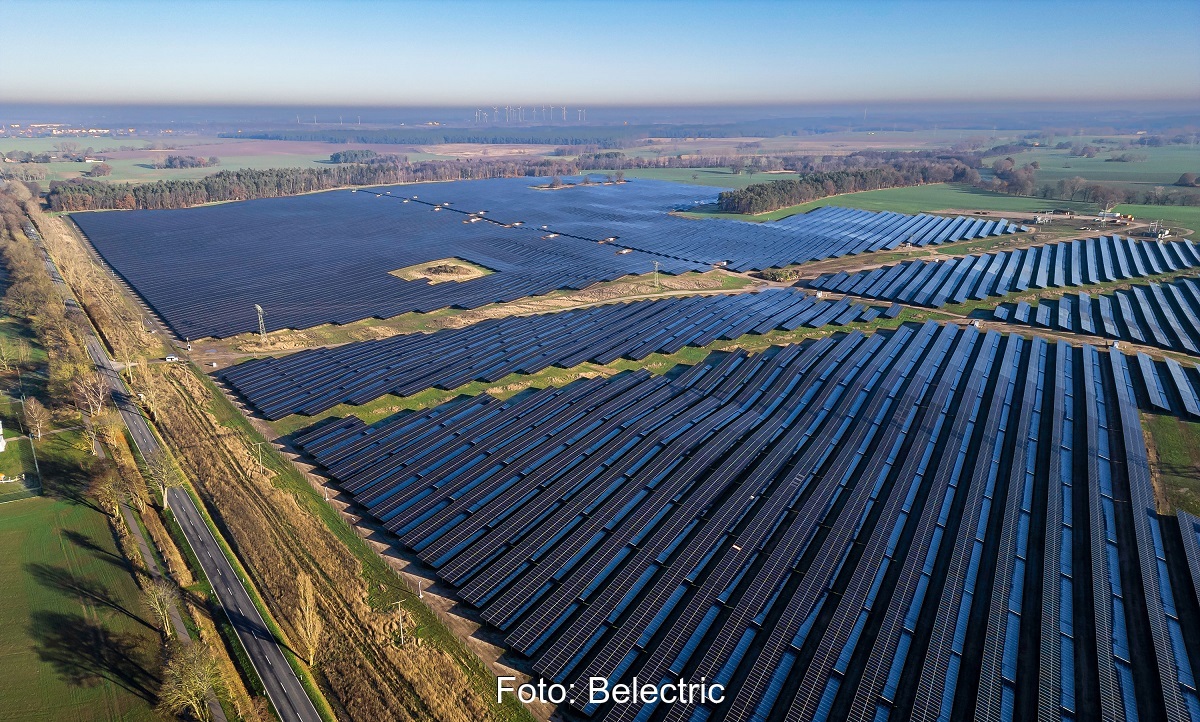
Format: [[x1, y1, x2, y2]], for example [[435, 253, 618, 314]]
[[70, 176, 1022, 338], [292, 326, 1200, 721], [809, 235, 1200, 308], [222, 289, 882, 420], [996, 277, 1200, 356]]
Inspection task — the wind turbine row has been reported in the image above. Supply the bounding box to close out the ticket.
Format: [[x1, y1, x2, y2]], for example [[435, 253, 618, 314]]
[[472, 106, 586, 123]]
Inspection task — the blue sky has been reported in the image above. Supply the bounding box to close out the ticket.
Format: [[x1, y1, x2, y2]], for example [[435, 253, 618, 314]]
[[2, 0, 1197, 106]]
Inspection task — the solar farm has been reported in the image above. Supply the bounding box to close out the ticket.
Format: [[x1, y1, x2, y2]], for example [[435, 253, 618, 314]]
[[67, 176, 1200, 722], [70, 178, 1021, 339]]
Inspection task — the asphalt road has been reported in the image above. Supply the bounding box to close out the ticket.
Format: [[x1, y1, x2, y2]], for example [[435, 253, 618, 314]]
[[169, 486, 323, 722], [27, 223, 323, 722]]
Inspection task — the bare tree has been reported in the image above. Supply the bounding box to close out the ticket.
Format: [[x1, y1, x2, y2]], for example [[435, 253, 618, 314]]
[[96, 409, 123, 448], [296, 572, 324, 666], [23, 397, 49, 440], [138, 377, 161, 421], [80, 418, 100, 455], [0, 340, 15, 372], [158, 642, 223, 722], [147, 453, 184, 510], [89, 459, 122, 518], [121, 465, 148, 513], [73, 371, 109, 416], [1061, 175, 1087, 201], [144, 578, 180, 638]]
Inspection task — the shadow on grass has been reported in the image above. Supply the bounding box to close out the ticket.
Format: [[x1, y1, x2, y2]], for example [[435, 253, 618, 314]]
[[29, 610, 160, 703], [36, 441, 94, 508], [1158, 462, 1200, 481], [61, 529, 134, 575], [27, 562, 155, 632]]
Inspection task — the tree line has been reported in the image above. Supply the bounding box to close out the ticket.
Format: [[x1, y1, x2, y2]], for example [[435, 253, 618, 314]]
[[716, 163, 977, 214], [46, 153, 742, 211], [45, 159, 568, 210]]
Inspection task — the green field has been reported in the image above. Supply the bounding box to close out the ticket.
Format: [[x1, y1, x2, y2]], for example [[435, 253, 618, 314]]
[[1114, 203, 1200, 234], [984, 143, 1200, 190], [0, 489, 160, 721], [1145, 413, 1200, 516], [608, 166, 780, 189]]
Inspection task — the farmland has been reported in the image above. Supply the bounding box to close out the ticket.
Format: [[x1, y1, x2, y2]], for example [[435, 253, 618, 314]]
[[1, 126, 1036, 186], [0, 489, 159, 722], [983, 142, 1200, 190], [0, 137, 454, 184]]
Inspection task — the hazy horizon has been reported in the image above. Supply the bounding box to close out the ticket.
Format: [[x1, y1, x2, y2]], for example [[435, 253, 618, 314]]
[[3, 99, 1198, 130], [3, 0, 1197, 107]]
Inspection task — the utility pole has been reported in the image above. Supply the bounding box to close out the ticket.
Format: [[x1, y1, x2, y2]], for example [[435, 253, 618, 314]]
[[653, 260, 660, 290], [255, 304, 266, 344]]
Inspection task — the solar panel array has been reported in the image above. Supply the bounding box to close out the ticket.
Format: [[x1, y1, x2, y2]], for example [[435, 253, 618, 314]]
[[354, 183, 1025, 272], [595, 205, 1026, 272], [71, 176, 1021, 338], [808, 235, 1200, 307], [222, 289, 890, 420], [294, 325, 1200, 722], [72, 184, 704, 339], [994, 278, 1200, 356]]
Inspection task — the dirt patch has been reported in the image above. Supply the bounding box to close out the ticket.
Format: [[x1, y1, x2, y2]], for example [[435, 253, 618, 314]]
[[1143, 422, 1174, 514], [390, 258, 493, 284]]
